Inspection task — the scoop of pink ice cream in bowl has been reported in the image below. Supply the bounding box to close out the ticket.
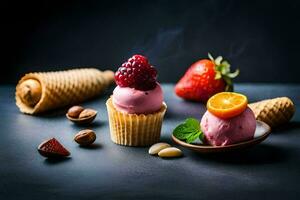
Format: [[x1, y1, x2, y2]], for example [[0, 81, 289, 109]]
[[172, 92, 271, 153]]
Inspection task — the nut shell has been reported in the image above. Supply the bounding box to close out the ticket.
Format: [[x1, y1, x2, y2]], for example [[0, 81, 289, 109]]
[[66, 108, 97, 125]]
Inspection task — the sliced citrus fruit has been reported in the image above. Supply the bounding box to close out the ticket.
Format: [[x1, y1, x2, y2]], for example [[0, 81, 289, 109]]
[[207, 92, 248, 119]]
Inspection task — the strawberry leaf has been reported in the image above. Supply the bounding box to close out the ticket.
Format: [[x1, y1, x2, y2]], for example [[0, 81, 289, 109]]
[[223, 76, 234, 91], [215, 71, 222, 79], [220, 61, 230, 74], [215, 56, 223, 65], [208, 53, 239, 91], [208, 52, 214, 62], [221, 60, 230, 68], [227, 69, 240, 78]]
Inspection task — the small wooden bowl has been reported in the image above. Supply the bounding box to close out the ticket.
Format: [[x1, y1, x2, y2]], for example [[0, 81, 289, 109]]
[[172, 120, 271, 153], [66, 112, 97, 125]]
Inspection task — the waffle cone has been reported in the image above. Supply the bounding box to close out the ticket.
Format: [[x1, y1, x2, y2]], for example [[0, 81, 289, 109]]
[[249, 97, 295, 128], [106, 97, 167, 146], [16, 68, 114, 114]]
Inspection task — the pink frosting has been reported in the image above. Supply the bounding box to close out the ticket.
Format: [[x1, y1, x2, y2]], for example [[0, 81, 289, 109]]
[[200, 107, 256, 146], [112, 83, 163, 114]]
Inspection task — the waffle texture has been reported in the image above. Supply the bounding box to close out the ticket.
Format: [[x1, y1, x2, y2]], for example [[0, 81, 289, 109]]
[[106, 97, 167, 146], [16, 68, 114, 114], [249, 97, 295, 128]]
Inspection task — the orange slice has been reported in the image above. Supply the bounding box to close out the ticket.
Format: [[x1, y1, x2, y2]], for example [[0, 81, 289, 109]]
[[207, 92, 248, 119]]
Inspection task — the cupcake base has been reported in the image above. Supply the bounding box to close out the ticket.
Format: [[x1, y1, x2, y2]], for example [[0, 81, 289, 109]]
[[106, 97, 167, 146]]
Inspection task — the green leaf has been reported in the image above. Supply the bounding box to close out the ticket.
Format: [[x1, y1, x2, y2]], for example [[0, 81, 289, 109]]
[[225, 84, 234, 92], [215, 64, 222, 72], [208, 52, 214, 61], [173, 124, 195, 139], [221, 67, 228, 75], [186, 132, 201, 143], [173, 118, 203, 143], [184, 118, 200, 130], [215, 71, 222, 79], [226, 69, 240, 78], [220, 61, 230, 74], [221, 60, 230, 68], [211, 55, 239, 91], [223, 76, 232, 85], [199, 132, 204, 141], [215, 56, 223, 65], [223, 76, 233, 92]]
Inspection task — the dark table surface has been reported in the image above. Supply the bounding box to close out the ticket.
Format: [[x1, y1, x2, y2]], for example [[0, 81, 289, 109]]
[[1, 84, 300, 200]]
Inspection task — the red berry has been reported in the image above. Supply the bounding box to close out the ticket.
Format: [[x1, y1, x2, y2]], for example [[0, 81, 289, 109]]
[[175, 53, 239, 102], [115, 55, 157, 90], [130, 55, 149, 64], [175, 59, 226, 102], [38, 138, 70, 158]]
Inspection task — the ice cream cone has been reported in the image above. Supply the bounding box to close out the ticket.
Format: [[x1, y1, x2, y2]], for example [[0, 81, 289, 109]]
[[16, 68, 114, 114], [106, 97, 167, 146], [249, 97, 295, 128]]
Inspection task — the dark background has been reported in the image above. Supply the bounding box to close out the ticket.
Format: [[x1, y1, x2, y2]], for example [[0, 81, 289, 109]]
[[2, 0, 300, 84]]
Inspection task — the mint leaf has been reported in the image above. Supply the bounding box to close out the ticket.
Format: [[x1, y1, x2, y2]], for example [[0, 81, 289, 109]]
[[186, 132, 201, 143], [173, 124, 194, 139], [173, 118, 203, 143], [199, 132, 204, 141], [184, 118, 200, 131]]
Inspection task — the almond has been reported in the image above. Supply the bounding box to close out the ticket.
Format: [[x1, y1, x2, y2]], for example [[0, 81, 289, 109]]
[[148, 142, 171, 155], [158, 147, 182, 158]]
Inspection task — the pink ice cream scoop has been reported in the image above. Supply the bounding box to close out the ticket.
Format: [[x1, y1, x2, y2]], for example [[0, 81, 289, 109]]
[[112, 83, 163, 114], [200, 107, 256, 146]]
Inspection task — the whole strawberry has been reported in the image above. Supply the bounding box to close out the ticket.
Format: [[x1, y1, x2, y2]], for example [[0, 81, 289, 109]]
[[175, 53, 239, 102]]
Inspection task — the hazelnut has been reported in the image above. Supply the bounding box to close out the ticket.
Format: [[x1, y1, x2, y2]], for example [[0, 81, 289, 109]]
[[67, 106, 84, 118], [79, 108, 97, 119], [74, 129, 96, 146]]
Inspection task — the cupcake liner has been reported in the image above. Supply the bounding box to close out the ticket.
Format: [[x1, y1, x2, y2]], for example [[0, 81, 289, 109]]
[[106, 97, 167, 146]]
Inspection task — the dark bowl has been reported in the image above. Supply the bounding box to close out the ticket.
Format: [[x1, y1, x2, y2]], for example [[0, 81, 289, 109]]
[[172, 120, 271, 153]]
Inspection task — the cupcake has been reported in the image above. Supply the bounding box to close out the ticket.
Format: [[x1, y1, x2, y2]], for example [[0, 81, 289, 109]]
[[106, 55, 167, 146]]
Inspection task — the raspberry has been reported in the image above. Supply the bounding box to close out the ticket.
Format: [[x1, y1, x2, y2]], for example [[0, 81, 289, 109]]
[[128, 55, 149, 65], [115, 55, 157, 90]]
